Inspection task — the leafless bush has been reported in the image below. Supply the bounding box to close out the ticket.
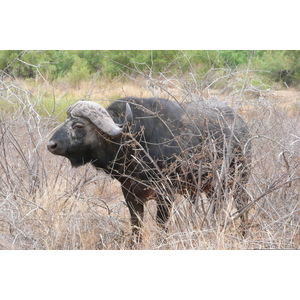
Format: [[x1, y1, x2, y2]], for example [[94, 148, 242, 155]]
[[0, 64, 299, 249], [0, 74, 130, 249], [120, 62, 299, 248]]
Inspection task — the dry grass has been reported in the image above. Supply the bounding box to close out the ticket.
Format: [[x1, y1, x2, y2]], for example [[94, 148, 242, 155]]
[[0, 73, 299, 250]]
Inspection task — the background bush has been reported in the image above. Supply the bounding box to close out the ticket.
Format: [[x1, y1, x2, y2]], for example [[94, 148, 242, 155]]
[[1, 50, 299, 87]]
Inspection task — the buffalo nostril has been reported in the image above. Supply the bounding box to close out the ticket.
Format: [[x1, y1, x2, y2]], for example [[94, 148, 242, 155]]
[[47, 140, 58, 153]]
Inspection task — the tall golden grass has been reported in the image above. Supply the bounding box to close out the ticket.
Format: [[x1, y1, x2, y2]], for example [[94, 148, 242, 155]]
[[0, 74, 299, 249]]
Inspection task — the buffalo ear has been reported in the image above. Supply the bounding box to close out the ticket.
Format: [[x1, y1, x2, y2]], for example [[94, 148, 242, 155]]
[[119, 103, 133, 134], [125, 103, 133, 125]]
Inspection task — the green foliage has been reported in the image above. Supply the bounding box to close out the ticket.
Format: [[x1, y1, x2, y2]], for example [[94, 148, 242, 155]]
[[219, 50, 253, 68], [101, 50, 133, 77], [252, 50, 300, 85], [49, 50, 75, 78], [0, 50, 299, 86], [63, 56, 91, 87], [0, 50, 22, 72], [76, 50, 103, 72]]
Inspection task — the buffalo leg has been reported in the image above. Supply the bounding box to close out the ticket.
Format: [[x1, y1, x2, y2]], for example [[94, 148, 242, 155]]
[[126, 198, 144, 242], [232, 162, 251, 236], [122, 186, 145, 243], [156, 197, 172, 231], [233, 187, 250, 236]]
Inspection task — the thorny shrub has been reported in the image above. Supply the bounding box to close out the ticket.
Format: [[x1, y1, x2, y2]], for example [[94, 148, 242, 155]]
[[0, 71, 299, 250]]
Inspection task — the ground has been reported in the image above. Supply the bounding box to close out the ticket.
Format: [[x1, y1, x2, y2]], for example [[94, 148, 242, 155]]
[[0, 78, 299, 249]]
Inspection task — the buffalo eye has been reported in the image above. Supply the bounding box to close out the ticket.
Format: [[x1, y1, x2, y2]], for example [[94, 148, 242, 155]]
[[72, 123, 85, 130]]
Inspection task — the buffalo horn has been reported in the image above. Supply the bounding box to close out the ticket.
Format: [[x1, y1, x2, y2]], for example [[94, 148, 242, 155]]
[[67, 101, 122, 137]]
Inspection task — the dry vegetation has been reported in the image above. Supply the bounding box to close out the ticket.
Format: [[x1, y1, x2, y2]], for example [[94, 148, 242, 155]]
[[0, 73, 299, 250]]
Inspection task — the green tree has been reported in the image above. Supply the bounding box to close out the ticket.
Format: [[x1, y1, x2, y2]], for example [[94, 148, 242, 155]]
[[64, 56, 91, 87]]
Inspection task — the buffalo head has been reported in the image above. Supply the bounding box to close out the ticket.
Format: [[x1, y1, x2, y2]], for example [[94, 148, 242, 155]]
[[47, 100, 132, 167]]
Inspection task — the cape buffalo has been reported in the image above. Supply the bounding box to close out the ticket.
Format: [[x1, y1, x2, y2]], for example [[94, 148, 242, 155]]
[[47, 97, 252, 241]]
